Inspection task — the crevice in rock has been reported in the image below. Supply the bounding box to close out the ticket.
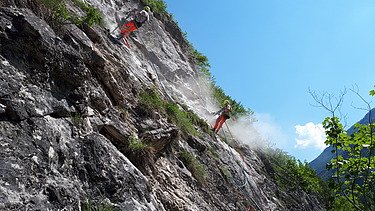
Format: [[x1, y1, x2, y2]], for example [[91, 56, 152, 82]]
[[94, 75, 120, 107], [99, 125, 129, 151], [0, 2, 329, 210], [98, 124, 174, 175], [186, 135, 206, 152], [98, 125, 151, 173]]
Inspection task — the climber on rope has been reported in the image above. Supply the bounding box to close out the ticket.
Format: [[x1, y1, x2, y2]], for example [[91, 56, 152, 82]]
[[113, 6, 151, 47], [212, 100, 232, 134]]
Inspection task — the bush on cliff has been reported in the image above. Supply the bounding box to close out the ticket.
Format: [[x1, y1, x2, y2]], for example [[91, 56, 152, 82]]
[[138, 88, 211, 136], [39, 0, 103, 26]]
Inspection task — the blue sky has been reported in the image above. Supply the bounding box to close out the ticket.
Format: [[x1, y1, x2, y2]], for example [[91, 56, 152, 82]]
[[164, 0, 374, 161]]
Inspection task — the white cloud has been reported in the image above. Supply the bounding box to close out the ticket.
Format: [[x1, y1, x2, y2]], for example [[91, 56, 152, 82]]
[[294, 122, 327, 150]]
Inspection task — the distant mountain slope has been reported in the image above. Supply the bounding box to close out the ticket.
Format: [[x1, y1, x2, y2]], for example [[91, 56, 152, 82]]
[[310, 108, 375, 180]]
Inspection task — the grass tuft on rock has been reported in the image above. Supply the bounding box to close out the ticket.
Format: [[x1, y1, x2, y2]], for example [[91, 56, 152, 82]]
[[178, 150, 207, 184], [138, 88, 209, 136]]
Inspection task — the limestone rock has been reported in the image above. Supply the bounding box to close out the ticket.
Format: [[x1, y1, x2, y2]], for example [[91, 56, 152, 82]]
[[0, 2, 326, 211]]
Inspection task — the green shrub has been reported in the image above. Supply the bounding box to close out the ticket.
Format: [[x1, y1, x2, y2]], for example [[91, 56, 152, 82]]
[[219, 165, 231, 180], [165, 103, 197, 136], [266, 148, 326, 195], [40, 0, 102, 26], [207, 147, 219, 159], [309, 87, 375, 210], [323, 115, 375, 210], [72, 0, 103, 26], [71, 112, 83, 126], [370, 87, 375, 96], [178, 150, 207, 184], [328, 196, 356, 211], [139, 88, 165, 111], [128, 135, 148, 152], [40, 0, 72, 23], [192, 49, 210, 78], [80, 6, 103, 26], [187, 111, 212, 134], [139, 89, 203, 136]]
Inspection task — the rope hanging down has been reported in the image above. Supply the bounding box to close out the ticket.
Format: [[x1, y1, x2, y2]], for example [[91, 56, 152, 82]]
[[221, 122, 263, 211]]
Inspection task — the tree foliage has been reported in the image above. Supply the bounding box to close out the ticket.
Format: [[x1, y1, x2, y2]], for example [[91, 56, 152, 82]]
[[72, 0, 103, 26], [139, 88, 211, 136], [40, 0, 103, 26], [128, 135, 149, 152], [192, 49, 211, 78], [178, 150, 207, 184], [323, 117, 375, 210], [321, 88, 375, 210], [370, 86, 375, 96], [266, 148, 326, 195]]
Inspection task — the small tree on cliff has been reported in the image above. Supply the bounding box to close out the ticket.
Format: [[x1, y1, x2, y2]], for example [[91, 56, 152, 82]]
[[311, 86, 375, 210]]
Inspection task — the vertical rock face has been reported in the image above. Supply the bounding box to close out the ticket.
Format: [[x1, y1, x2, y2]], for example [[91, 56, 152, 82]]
[[0, 1, 325, 210]]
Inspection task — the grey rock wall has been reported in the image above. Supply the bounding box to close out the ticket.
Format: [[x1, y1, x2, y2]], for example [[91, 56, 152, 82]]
[[0, 1, 326, 210]]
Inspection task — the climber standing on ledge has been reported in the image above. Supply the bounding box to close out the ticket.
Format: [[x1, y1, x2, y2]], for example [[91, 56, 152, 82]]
[[212, 100, 232, 134], [114, 6, 151, 47]]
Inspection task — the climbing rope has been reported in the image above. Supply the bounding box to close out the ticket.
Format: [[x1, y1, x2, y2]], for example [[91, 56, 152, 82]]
[[224, 122, 235, 141], [222, 121, 320, 211], [220, 124, 248, 188], [122, 11, 264, 210], [221, 122, 263, 211]]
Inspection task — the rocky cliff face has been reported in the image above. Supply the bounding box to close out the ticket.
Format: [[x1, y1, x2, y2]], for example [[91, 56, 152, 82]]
[[0, 1, 325, 210]]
